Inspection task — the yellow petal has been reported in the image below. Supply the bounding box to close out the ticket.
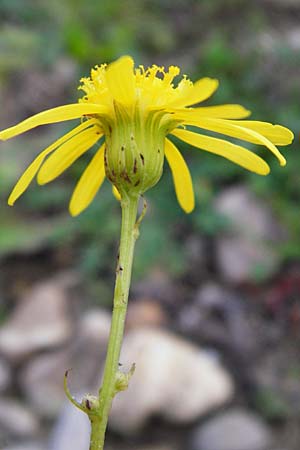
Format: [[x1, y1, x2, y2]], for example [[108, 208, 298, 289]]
[[8, 120, 97, 205], [225, 120, 294, 145], [180, 117, 287, 166], [164, 138, 195, 213], [172, 128, 270, 175], [174, 104, 251, 119], [168, 78, 219, 108], [69, 144, 106, 216], [106, 56, 135, 105], [8, 154, 46, 206], [37, 127, 102, 184], [0, 104, 107, 141], [112, 185, 121, 201]]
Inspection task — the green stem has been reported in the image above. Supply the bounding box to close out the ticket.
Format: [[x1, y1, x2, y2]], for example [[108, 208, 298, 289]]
[[89, 193, 140, 450]]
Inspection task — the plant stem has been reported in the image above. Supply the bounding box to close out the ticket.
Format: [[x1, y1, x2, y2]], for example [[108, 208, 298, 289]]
[[89, 193, 140, 450]]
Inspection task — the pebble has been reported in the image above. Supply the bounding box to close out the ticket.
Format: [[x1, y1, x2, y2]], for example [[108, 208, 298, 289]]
[[138, 446, 174, 450], [0, 273, 76, 361], [133, 269, 180, 307], [254, 343, 300, 418], [216, 236, 278, 283], [48, 401, 90, 450], [110, 328, 234, 433], [179, 282, 259, 360], [214, 186, 284, 283], [1, 442, 44, 450], [190, 408, 272, 450], [20, 308, 111, 418], [0, 357, 11, 392], [0, 398, 39, 439]]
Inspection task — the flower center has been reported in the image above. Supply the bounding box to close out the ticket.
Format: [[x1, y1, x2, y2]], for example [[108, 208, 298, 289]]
[[78, 63, 194, 111]]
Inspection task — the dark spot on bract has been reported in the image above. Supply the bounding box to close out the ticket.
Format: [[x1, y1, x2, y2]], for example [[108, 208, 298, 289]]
[[121, 170, 131, 183], [133, 158, 137, 174], [140, 153, 145, 165], [86, 399, 91, 410]]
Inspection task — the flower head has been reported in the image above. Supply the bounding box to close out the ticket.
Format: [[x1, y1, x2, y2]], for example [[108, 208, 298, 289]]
[[0, 56, 293, 216]]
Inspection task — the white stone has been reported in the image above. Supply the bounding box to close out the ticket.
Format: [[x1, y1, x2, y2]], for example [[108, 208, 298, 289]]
[[20, 308, 111, 418], [214, 185, 282, 241], [110, 328, 234, 433], [214, 186, 284, 282], [217, 235, 277, 283], [0, 273, 76, 360], [0, 357, 11, 392], [48, 402, 90, 450], [191, 408, 272, 450], [0, 398, 39, 438], [140, 446, 174, 450], [2, 443, 44, 450]]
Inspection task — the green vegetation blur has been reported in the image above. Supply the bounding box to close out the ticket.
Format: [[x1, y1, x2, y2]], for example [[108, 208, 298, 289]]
[[0, 0, 299, 292]]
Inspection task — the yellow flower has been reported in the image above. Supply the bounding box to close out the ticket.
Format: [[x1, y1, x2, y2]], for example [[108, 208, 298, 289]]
[[0, 56, 293, 216]]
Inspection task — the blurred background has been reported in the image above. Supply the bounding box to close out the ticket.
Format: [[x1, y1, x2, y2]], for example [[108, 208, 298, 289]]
[[0, 0, 300, 449]]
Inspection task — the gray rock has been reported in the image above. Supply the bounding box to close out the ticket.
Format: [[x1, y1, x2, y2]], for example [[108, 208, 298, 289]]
[[133, 269, 180, 306], [48, 402, 90, 450], [180, 282, 259, 359], [2, 442, 44, 450], [20, 350, 72, 419], [286, 29, 300, 51], [0, 357, 11, 392], [191, 408, 272, 450], [217, 236, 278, 283], [214, 186, 284, 283], [20, 308, 111, 418], [0, 398, 39, 439], [184, 235, 207, 273], [215, 186, 281, 239], [254, 342, 300, 418], [139, 446, 175, 450], [0, 273, 76, 361], [110, 328, 234, 433]]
